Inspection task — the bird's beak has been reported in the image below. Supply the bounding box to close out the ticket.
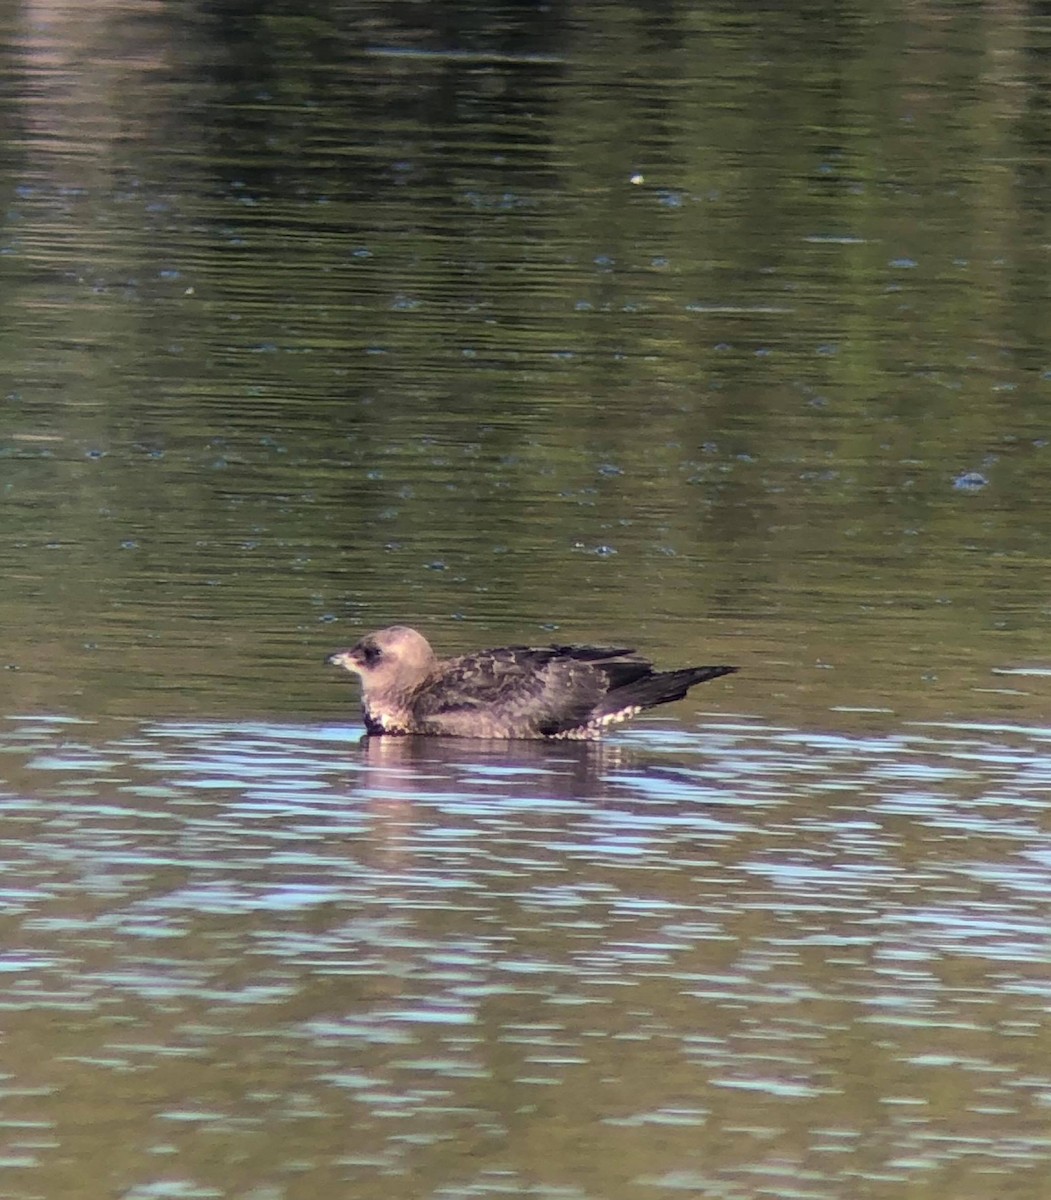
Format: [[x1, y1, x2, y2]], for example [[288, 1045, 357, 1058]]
[[325, 649, 360, 671]]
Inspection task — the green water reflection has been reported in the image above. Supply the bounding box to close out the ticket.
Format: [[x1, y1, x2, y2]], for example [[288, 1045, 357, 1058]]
[[4, 0, 1049, 729]]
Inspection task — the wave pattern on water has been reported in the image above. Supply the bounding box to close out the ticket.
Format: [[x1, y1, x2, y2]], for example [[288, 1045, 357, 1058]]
[[1, 714, 1050, 1197]]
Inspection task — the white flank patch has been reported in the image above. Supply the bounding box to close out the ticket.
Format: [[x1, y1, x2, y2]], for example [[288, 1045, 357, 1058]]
[[364, 702, 413, 735], [551, 705, 642, 740]]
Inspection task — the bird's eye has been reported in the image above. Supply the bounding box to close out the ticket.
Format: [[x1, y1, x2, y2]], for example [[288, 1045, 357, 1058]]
[[362, 644, 382, 666]]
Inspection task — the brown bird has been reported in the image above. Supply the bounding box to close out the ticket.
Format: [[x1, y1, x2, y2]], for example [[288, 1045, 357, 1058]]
[[325, 626, 737, 740]]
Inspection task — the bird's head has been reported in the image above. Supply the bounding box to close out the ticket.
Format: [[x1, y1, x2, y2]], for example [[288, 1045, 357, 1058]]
[[326, 626, 437, 696]]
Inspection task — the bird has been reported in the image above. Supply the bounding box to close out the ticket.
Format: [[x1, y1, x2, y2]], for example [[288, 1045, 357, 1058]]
[[325, 625, 737, 740]]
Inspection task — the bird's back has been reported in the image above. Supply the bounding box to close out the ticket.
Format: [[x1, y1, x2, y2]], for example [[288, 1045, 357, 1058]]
[[409, 644, 734, 739]]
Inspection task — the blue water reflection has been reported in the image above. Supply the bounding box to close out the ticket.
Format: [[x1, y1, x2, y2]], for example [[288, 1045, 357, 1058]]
[[2, 713, 1051, 1194]]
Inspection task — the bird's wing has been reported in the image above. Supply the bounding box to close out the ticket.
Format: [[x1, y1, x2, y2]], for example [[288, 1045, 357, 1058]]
[[413, 646, 638, 736]]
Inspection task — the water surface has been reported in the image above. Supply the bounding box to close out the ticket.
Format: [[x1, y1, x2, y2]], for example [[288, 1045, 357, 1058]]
[[3, 713, 1051, 1198], [3, 1, 1051, 1196]]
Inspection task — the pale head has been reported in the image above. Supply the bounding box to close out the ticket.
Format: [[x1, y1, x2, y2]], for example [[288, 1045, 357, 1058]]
[[325, 626, 437, 697]]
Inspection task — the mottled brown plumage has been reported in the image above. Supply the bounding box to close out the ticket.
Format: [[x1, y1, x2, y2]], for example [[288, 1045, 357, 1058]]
[[325, 626, 737, 740]]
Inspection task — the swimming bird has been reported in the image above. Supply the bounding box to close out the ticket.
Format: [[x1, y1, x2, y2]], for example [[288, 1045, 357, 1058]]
[[325, 625, 737, 739]]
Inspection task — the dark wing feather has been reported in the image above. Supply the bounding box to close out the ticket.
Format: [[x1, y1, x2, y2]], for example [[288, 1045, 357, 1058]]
[[592, 665, 738, 719], [499, 645, 639, 667], [411, 645, 736, 738], [412, 645, 633, 736]]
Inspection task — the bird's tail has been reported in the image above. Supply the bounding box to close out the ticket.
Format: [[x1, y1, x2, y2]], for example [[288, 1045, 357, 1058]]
[[595, 665, 737, 718]]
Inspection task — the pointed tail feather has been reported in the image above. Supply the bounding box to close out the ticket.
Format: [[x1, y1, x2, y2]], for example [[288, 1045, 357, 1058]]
[[595, 665, 737, 718]]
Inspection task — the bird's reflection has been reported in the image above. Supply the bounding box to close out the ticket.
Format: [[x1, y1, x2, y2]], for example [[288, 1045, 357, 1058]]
[[342, 726, 734, 807], [354, 732, 629, 803], [329, 727, 741, 879]]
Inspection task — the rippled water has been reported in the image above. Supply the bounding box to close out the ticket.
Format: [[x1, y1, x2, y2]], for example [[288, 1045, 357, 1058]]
[[5, 0, 1051, 1195], [3, 712, 1051, 1197]]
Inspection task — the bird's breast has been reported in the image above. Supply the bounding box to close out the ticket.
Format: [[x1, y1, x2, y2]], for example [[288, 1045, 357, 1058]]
[[362, 694, 417, 735]]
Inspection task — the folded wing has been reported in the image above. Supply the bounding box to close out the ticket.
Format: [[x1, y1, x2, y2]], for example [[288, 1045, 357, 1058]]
[[412, 645, 736, 738]]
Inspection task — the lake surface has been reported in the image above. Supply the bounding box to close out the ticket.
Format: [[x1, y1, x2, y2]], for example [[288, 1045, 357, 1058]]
[[3, 1, 1051, 1197]]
